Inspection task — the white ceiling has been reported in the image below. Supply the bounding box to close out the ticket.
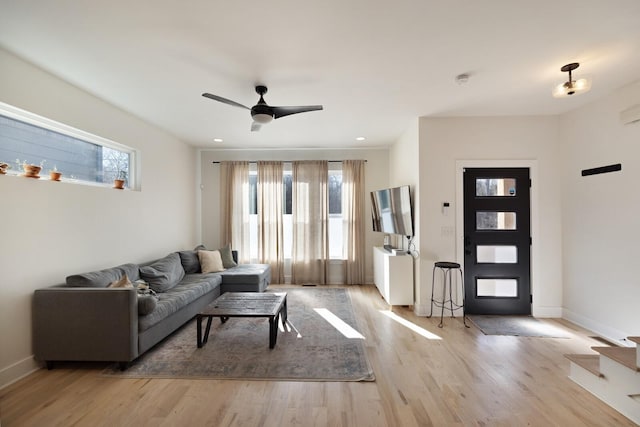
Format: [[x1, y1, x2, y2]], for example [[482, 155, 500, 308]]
[[1, 1, 640, 149]]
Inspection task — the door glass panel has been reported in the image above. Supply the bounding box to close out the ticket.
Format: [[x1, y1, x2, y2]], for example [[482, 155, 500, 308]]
[[477, 279, 518, 297], [476, 212, 516, 230], [477, 245, 517, 263], [476, 178, 517, 197]]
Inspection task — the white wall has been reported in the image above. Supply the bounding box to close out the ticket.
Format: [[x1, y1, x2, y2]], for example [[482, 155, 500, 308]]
[[388, 119, 422, 309], [0, 48, 197, 388], [560, 80, 640, 343], [199, 148, 390, 284], [417, 116, 564, 317]]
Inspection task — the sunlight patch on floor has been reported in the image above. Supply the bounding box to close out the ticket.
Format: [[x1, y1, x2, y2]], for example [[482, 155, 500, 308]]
[[314, 308, 365, 339], [279, 318, 302, 338], [380, 310, 442, 340]]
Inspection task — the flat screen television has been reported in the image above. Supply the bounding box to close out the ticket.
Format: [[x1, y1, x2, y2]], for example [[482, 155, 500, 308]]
[[370, 185, 414, 237]]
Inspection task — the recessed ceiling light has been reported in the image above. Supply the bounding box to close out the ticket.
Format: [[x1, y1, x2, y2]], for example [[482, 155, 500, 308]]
[[356, 137, 366, 141], [213, 138, 223, 143], [455, 73, 469, 84]]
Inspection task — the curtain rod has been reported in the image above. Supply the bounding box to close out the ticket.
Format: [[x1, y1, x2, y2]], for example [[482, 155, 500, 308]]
[[211, 160, 366, 164]]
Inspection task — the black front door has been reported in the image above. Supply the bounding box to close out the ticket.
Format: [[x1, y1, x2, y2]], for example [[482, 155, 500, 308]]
[[463, 168, 531, 315]]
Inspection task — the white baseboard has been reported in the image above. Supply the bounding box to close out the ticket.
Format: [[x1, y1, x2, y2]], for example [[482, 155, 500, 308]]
[[0, 355, 40, 390], [413, 302, 430, 317], [563, 308, 634, 347], [532, 305, 563, 318]]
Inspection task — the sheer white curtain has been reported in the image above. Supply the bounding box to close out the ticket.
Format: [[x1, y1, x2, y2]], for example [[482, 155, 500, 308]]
[[220, 161, 251, 263], [257, 161, 284, 283], [291, 160, 328, 284], [342, 160, 365, 284]]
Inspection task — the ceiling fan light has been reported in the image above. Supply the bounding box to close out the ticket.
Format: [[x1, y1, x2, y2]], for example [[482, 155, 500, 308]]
[[252, 113, 273, 124]]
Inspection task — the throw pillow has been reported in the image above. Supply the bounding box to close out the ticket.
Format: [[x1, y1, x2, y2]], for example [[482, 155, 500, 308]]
[[178, 244, 207, 274], [140, 252, 186, 293], [137, 294, 158, 315], [108, 274, 133, 288], [178, 250, 200, 274], [198, 250, 225, 273], [218, 244, 237, 269]]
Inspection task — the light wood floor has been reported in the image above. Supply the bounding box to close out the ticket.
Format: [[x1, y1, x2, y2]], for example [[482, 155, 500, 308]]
[[0, 284, 635, 426]]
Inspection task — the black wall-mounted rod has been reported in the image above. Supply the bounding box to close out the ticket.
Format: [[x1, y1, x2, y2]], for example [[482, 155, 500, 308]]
[[581, 163, 622, 176]]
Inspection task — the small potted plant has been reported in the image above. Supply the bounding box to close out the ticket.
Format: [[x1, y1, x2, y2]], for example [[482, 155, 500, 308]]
[[49, 165, 62, 181], [113, 170, 127, 190], [22, 160, 45, 178]]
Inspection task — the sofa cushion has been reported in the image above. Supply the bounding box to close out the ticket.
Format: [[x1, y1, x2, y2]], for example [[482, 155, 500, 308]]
[[219, 244, 237, 269], [140, 253, 185, 293], [138, 273, 222, 332], [178, 244, 206, 274], [66, 263, 140, 288], [220, 264, 271, 285], [198, 250, 225, 273], [120, 263, 141, 282], [105, 275, 158, 315], [137, 294, 158, 315]]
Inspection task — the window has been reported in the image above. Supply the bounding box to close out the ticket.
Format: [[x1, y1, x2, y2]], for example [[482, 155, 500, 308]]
[[328, 169, 342, 214], [476, 211, 517, 230], [328, 165, 343, 259], [476, 178, 517, 197], [246, 162, 344, 260], [0, 102, 136, 188]]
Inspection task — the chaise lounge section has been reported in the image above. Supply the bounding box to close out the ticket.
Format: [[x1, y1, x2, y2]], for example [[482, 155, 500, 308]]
[[33, 246, 271, 369]]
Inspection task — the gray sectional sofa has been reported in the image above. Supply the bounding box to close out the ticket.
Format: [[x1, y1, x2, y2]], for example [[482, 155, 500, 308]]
[[33, 247, 271, 369]]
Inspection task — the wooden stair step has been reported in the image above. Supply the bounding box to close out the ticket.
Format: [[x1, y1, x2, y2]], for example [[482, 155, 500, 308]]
[[592, 346, 639, 371], [565, 354, 604, 377], [627, 336, 640, 345]]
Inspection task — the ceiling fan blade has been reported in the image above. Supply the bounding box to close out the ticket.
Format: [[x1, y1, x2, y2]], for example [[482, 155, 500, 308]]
[[271, 105, 323, 119], [251, 122, 262, 132], [202, 93, 250, 110]]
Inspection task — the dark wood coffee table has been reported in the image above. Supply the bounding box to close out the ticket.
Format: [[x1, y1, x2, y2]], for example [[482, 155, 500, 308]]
[[196, 292, 287, 349]]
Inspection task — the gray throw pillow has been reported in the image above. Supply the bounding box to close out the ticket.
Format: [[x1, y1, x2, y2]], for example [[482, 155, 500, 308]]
[[140, 253, 185, 293], [138, 294, 158, 315], [219, 244, 237, 268], [178, 245, 207, 274]]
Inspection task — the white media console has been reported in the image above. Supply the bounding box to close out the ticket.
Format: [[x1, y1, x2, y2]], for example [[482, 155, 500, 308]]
[[373, 246, 414, 306]]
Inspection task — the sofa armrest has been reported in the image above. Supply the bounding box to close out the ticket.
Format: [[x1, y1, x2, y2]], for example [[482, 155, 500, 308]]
[[33, 287, 139, 363]]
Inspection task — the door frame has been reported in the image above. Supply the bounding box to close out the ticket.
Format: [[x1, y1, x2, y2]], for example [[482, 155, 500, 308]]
[[455, 160, 540, 316]]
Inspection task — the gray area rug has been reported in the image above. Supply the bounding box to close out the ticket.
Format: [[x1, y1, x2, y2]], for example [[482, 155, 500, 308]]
[[103, 288, 375, 381], [468, 315, 571, 338]]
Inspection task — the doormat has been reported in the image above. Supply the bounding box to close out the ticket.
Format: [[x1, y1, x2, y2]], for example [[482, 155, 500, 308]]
[[468, 315, 571, 338], [102, 288, 375, 381]]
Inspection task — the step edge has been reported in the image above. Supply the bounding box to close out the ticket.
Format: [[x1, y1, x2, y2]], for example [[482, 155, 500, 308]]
[[565, 353, 604, 377], [592, 346, 640, 372]]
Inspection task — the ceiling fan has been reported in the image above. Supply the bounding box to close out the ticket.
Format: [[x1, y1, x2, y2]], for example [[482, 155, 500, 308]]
[[202, 85, 323, 132]]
